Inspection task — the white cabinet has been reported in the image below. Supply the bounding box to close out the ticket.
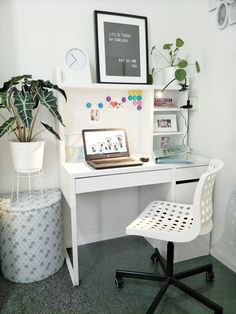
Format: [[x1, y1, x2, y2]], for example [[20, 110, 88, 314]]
[[152, 87, 189, 154]]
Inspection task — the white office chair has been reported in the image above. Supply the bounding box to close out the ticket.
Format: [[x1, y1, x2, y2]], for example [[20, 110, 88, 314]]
[[116, 159, 224, 314]]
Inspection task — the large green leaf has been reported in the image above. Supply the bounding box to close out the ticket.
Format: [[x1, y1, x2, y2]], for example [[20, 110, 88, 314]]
[[175, 68, 186, 81], [10, 74, 32, 85], [39, 80, 67, 100], [13, 90, 34, 128], [0, 75, 32, 93], [0, 117, 15, 137], [0, 91, 8, 108], [41, 122, 61, 140], [36, 79, 67, 101], [36, 87, 65, 126]]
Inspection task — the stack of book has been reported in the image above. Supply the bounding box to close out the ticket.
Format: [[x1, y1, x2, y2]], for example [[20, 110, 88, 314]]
[[154, 144, 192, 164], [154, 97, 176, 108]]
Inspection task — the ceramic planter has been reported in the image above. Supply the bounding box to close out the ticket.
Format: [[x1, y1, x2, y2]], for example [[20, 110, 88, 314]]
[[9, 140, 45, 173]]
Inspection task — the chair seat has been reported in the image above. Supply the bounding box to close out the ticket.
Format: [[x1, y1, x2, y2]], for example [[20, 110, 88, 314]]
[[126, 200, 198, 242]]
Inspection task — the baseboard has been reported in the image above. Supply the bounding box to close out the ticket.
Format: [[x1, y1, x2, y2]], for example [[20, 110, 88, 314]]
[[211, 248, 236, 273], [65, 230, 126, 248]]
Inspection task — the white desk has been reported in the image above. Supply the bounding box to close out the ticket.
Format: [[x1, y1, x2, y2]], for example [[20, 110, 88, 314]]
[[59, 155, 209, 286]]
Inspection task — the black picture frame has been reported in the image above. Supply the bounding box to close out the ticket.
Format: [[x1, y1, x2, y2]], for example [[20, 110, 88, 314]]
[[94, 10, 149, 84]]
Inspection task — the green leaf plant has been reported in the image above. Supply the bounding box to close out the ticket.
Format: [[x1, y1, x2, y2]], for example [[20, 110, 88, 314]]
[[0, 75, 67, 142], [150, 38, 200, 82]]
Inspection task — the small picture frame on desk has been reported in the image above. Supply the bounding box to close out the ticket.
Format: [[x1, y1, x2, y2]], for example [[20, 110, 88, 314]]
[[94, 10, 149, 84], [154, 114, 177, 132], [65, 133, 84, 162]]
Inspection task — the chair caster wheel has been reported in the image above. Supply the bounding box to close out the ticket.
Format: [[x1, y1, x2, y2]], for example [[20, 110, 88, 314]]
[[115, 277, 124, 288], [151, 253, 158, 263], [206, 270, 215, 281]]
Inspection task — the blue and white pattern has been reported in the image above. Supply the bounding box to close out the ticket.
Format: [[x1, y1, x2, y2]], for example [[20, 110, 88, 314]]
[[0, 189, 64, 283]]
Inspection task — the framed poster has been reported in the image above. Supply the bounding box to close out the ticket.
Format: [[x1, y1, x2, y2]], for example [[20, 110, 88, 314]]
[[94, 11, 149, 84]]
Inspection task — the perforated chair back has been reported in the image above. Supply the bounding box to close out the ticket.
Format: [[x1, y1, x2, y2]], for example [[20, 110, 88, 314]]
[[193, 159, 224, 236]]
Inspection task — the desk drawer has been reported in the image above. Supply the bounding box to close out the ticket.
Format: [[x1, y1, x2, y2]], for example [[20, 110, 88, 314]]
[[76, 169, 172, 193], [176, 165, 208, 182]]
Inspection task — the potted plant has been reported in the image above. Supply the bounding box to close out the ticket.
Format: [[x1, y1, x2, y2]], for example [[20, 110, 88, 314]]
[[0, 75, 66, 173], [150, 38, 200, 84]]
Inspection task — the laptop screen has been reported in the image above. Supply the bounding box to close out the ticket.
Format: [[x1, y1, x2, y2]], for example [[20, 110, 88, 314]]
[[82, 128, 130, 160]]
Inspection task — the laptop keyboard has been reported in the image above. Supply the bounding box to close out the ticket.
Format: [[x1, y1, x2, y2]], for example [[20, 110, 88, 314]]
[[91, 157, 135, 165]]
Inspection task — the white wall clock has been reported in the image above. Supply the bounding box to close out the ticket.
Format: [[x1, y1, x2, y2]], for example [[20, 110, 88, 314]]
[[62, 48, 91, 84], [216, 1, 229, 29]]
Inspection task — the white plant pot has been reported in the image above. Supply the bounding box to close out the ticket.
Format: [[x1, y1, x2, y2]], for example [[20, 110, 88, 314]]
[[9, 140, 45, 173]]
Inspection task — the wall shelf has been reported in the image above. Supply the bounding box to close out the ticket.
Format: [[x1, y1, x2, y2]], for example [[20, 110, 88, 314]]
[[154, 107, 181, 112], [58, 82, 181, 91], [56, 67, 180, 92], [152, 87, 188, 151], [153, 131, 185, 136]]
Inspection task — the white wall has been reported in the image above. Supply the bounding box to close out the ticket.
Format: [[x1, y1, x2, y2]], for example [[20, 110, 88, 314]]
[[0, 0, 235, 271], [187, 6, 236, 271]]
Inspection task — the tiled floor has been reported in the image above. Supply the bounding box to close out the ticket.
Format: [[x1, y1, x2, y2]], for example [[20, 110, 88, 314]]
[[1, 236, 236, 313]]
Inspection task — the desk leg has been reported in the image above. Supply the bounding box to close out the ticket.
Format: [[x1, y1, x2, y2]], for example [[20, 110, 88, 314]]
[[65, 194, 79, 286], [71, 200, 79, 286]]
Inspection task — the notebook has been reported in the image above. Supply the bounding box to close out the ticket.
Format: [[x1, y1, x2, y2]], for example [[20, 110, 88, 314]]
[[82, 128, 143, 169]]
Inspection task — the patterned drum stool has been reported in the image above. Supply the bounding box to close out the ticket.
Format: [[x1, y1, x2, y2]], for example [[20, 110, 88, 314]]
[[0, 189, 64, 283]]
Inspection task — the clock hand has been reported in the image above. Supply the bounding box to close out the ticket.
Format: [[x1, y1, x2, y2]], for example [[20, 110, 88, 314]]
[[71, 53, 81, 66], [71, 53, 77, 61], [69, 59, 77, 67]]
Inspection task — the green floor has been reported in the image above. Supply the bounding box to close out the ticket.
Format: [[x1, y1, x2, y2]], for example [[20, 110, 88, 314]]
[[0, 236, 236, 314]]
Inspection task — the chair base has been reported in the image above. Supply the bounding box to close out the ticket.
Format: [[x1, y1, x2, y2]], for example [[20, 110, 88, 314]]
[[115, 242, 223, 314]]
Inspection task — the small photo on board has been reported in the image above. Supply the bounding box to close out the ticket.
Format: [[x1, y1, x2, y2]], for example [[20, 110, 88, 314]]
[[154, 114, 177, 132], [90, 109, 100, 121]]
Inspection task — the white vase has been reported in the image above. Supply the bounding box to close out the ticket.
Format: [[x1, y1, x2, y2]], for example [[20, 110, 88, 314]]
[[9, 140, 45, 173]]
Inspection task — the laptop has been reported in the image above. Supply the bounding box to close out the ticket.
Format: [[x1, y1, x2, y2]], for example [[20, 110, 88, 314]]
[[82, 128, 143, 169]]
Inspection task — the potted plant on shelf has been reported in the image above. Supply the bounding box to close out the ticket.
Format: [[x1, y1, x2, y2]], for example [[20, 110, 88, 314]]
[[150, 38, 200, 85], [0, 74, 67, 173]]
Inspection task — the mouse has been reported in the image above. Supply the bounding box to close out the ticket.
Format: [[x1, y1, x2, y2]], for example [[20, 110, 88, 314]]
[[140, 156, 150, 162]]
